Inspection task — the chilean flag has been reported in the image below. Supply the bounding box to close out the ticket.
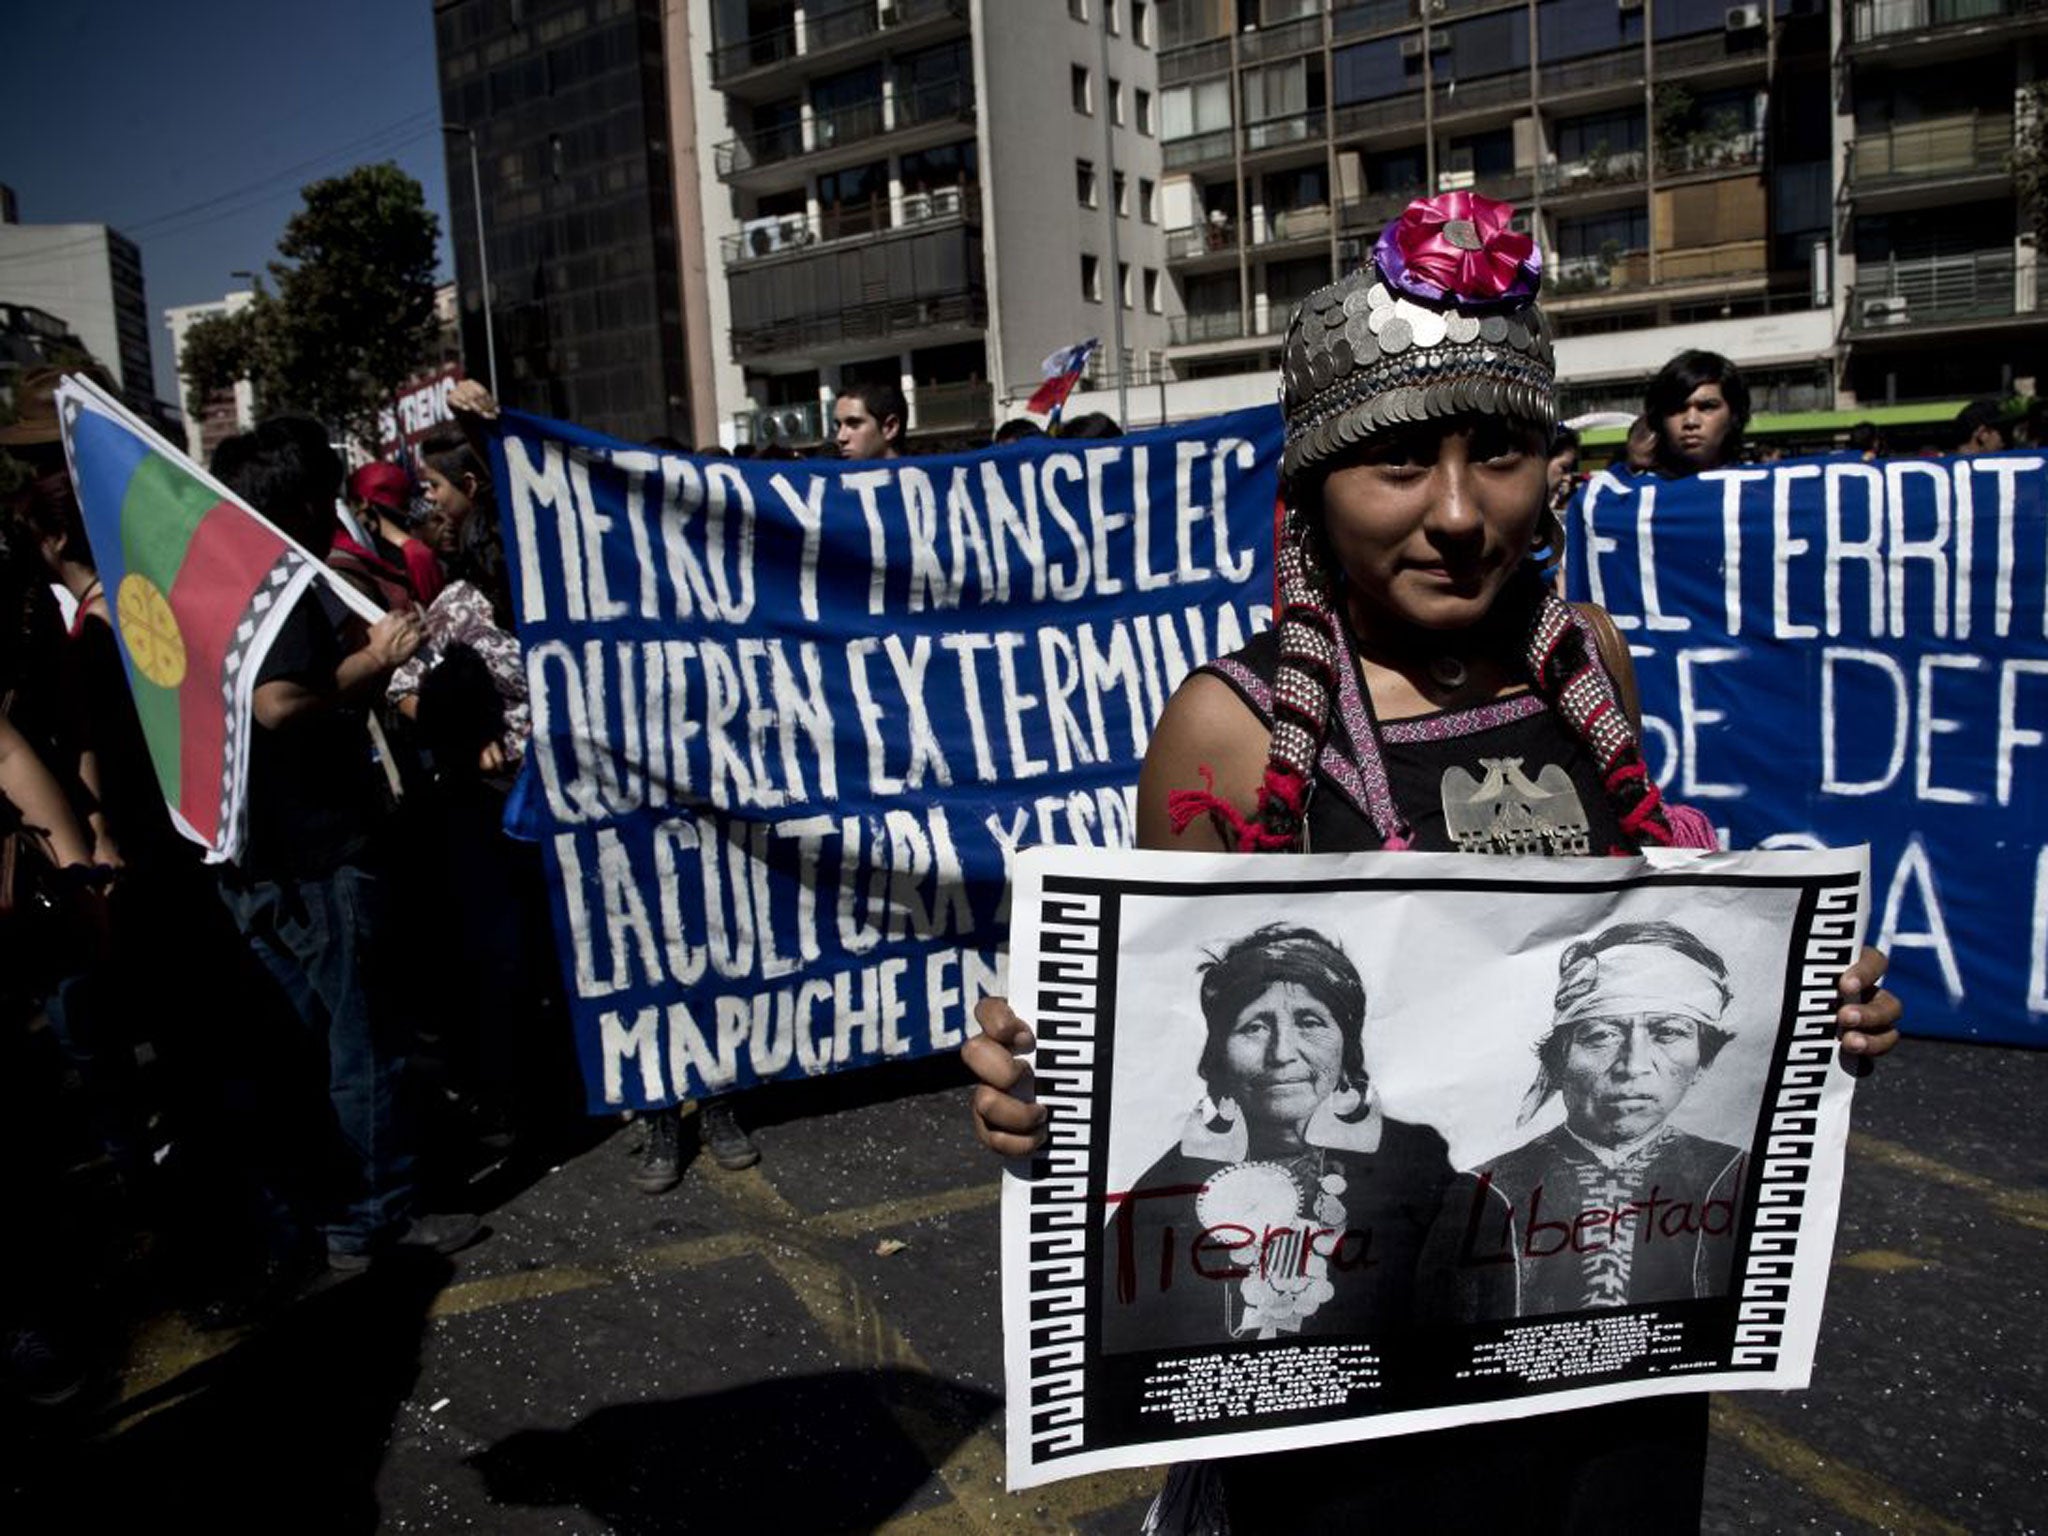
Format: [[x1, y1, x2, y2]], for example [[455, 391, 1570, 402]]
[[1026, 338, 1099, 417]]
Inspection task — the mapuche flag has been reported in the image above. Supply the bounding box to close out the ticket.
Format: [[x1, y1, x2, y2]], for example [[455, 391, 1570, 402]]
[[56, 375, 321, 865], [1025, 337, 1099, 416]]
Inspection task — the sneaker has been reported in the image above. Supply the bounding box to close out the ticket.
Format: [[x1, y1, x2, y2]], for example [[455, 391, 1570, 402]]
[[3, 1327, 90, 1408], [329, 1212, 486, 1272], [630, 1107, 684, 1194], [699, 1098, 760, 1171]]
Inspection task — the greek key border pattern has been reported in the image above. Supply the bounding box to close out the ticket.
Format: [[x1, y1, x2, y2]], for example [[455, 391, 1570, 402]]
[[1023, 887, 1106, 1462], [1730, 881, 1861, 1369]]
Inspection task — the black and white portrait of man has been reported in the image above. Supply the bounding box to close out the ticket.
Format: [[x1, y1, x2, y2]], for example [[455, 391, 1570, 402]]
[[1434, 921, 1750, 1319]]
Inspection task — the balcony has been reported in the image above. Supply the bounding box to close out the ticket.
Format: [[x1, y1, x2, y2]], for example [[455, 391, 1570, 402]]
[[1431, 72, 1531, 123], [1340, 186, 1424, 232], [1172, 310, 1253, 345], [1163, 218, 1241, 263], [1334, 92, 1426, 137], [710, 0, 969, 96], [1550, 248, 1650, 296], [1169, 308, 1290, 346], [714, 76, 974, 185], [1849, 0, 2039, 46], [1243, 108, 1327, 157], [1332, 0, 1412, 37], [911, 379, 994, 432], [1241, 14, 1324, 63], [1654, 239, 1769, 284], [724, 188, 978, 267], [1538, 50, 1643, 105], [1653, 29, 1768, 81], [1257, 204, 1333, 247], [1163, 127, 1235, 171], [1845, 113, 2012, 207], [1159, 36, 1232, 84], [1657, 129, 1764, 178], [732, 289, 986, 361], [1537, 150, 1648, 196], [1843, 250, 2045, 338]]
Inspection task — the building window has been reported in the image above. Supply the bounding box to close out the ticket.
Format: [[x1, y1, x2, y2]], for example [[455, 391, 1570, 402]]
[[1139, 177, 1157, 223], [1111, 77, 1125, 126], [1132, 1, 1150, 46], [1136, 88, 1153, 136], [1077, 159, 1098, 207], [1144, 267, 1162, 313], [1069, 0, 1088, 20], [1114, 170, 1128, 216], [1119, 261, 1133, 309], [1072, 64, 1093, 115], [1107, 0, 1120, 33], [1082, 253, 1103, 302]]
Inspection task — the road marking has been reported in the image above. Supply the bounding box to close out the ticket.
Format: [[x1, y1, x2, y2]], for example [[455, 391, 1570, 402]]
[[711, 1169, 1157, 1532], [428, 1264, 613, 1319], [1851, 1132, 2048, 1233], [1835, 1248, 1934, 1274], [1711, 1398, 1970, 1536]]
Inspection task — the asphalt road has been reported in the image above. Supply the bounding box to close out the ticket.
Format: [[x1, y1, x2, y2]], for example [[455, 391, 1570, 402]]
[[9, 1038, 2043, 1534]]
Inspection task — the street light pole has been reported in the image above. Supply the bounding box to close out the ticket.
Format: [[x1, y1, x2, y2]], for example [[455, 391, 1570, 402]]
[[442, 123, 500, 397]]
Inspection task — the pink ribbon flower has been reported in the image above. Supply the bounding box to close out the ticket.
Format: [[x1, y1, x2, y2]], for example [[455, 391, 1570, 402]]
[[1373, 191, 1541, 308]]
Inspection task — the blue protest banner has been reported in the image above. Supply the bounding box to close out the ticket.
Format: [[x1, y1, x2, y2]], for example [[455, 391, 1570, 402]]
[[1564, 451, 2048, 1046], [488, 408, 1281, 1109]]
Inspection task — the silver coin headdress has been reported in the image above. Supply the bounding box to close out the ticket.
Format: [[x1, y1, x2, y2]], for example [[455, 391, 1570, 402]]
[[1280, 191, 1555, 480]]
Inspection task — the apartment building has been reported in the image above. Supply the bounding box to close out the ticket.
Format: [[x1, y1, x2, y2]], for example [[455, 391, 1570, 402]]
[[1833, 0, 2047, 408], [0, 212, 158, 414], [1117, 0, 2045, 429], [688, 0, 1170, 448], [434, 0, 698, 444]]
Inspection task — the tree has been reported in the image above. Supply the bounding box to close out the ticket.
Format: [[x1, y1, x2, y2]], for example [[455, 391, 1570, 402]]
[[264, 162, 442, 445], [178, 308, 259, 423]]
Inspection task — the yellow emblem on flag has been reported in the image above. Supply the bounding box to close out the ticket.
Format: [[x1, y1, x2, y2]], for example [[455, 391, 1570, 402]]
[[117, 573, 187, 688]]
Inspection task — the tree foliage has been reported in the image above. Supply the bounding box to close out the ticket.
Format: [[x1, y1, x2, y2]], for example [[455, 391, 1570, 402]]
[[178, 308, 259, 422], [170, 163, 442, 445]]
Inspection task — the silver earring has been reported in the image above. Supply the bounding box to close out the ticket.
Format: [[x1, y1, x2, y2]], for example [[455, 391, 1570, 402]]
[[1180, 1095, 1248, 1162]]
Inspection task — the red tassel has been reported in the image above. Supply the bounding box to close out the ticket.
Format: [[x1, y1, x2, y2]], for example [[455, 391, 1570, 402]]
[[1166, 766, 1304, 852]]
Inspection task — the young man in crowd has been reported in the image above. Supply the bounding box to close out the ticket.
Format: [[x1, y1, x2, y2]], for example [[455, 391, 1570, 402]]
[[209, 417, 482, 1271], [833, 379, 906, 460]]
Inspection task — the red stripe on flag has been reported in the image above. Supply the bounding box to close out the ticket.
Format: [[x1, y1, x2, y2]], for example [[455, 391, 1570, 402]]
[[166, 502, 295, 845], [1026, 369, 1083, 416]]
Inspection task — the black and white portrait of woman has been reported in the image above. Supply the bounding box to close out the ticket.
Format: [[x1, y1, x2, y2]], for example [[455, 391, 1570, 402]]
[[1099, 923, 1456, 1353]]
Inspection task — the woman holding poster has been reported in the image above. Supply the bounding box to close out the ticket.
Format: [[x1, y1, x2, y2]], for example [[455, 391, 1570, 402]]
[[967, 191, 1901, 1534]]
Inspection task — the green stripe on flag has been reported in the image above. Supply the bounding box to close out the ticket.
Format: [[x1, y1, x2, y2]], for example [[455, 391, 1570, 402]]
[[126, 667, 183, 813], [120, 451, 226, 591]]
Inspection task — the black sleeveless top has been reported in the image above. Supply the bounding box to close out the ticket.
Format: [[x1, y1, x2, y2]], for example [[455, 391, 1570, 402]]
[[1198, 628, 1624, 855]]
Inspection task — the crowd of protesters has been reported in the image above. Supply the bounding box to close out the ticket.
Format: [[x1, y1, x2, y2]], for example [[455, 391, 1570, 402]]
[[0, 333, 1999, 1416]]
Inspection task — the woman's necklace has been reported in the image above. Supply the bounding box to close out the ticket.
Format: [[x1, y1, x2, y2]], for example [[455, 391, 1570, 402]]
[[1425, 653, 1468, 690]]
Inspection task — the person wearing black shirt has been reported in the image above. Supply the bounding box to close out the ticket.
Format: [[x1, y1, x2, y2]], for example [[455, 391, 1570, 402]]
[[211, 418, 480, 1270]]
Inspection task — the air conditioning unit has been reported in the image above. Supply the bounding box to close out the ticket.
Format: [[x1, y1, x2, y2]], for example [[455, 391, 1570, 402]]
[[1619, 0, 1644, 10], [1509, 213, 1533, 234], [1861, 294, 1909, 326], [1725, 4, 1764, 29], [1400, 34, 1426, 57], [1430, 30, 1452, 51]]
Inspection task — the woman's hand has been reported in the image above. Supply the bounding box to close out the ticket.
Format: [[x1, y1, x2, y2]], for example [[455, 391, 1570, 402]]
[[1836, 945, 1901, 1058], [964, 996, 1049, 1157]]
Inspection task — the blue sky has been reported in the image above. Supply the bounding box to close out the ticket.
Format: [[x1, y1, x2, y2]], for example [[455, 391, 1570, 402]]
[[0, 0, 454, 405]]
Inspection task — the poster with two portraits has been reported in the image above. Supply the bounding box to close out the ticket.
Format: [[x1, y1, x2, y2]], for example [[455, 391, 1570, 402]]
[[999, 844, 1868, 1488]]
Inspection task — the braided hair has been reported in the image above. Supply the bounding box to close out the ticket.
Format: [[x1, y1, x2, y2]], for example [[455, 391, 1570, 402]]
[[1167, 192, 1674, 855]]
